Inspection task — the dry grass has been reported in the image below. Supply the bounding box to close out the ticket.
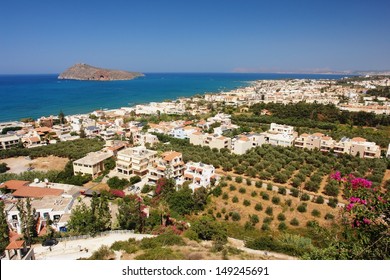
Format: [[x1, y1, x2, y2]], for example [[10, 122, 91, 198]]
[[119, 238, 271, 260]]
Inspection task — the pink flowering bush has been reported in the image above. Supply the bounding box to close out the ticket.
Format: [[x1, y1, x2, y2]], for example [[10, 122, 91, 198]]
[[329, 171, 386, 229]]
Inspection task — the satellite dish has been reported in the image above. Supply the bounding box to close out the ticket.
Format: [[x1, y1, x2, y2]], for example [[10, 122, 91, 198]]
[[34, 178, 39, 183], [44, 179, 49, 183]]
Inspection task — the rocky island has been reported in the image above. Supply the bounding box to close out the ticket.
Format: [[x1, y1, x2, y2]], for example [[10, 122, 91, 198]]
[[58, 63, 144, 81]]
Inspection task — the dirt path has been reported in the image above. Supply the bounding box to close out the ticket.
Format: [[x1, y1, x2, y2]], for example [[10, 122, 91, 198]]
[[228, 238, 298, 260]]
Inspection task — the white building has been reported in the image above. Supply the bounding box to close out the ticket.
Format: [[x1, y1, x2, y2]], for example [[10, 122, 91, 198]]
[[269, 123, 295, 135], [0, 135, 20, 150], [116, 146, 157, 177], [184, 162, 216, 191], [73, 151, 112, 178], [148, 151, 185, 184], [387, 144, 390, 158], [133, 132, 159, 147]]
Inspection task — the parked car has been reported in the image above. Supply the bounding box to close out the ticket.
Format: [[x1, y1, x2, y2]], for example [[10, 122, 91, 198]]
[[42, 239, 59, 247]]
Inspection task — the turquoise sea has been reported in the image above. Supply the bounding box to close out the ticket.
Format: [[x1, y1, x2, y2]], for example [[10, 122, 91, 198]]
[[0, 73, 348, 122]]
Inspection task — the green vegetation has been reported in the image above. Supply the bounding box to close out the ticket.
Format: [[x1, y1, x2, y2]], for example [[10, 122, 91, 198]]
[[0, 201, 10, 255], [0, 138, 104, 160], [0, 163, 9, 174], [67, 193, 111, 235]]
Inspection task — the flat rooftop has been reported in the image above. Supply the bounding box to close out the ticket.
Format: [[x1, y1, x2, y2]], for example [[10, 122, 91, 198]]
[[73, 152, 112, 165]]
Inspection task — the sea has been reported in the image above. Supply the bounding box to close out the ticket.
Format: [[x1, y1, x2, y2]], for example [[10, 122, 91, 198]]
[[0, 73, 349, 122]]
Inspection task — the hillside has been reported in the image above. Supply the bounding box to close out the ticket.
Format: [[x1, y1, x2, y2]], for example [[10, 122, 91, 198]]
[[58, 63, 144, 81]]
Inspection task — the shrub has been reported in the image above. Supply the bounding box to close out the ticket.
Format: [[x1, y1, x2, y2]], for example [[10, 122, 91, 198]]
[[243, 199, 251, 207], [255, 181, 262, 188], [290, 188, 299, 197], [135, 247, 183, 260], [261, 223, 270, 231], [306, 220, 319, 228], [254, 203, 263, 211], [239, 187, 246, 194], [290, 218, 299, 226], [216, 212, 222, 218], [246, 178, 252, 186], [277, 213, 286, 221], [261, 192, 270, 200], [278, 222, 288, 231], [300, 193, 310, 201], [251, 191, 257, 197], [222, 193, 229, 200], [183, 229, 199, 241], [278, 187, 287, 195], [327, 198, 338, 208], [272, 196, 281, 205], [263, 216, 273, 224], [285, 199, 292, 207], [315, 196, 324, 204], [110, 240, 138, 254], [324, 213, 335, 220], [231, 212, 241, 221], [229, 184, 236, 191], [235, 176, 243, 183], [226, 175, 232, 181], [311, 209, 321, 217], [267, 184, 273, 191], [232, 196, 239, 203], [221, 207, 226, 214], [249, 214, 259, 225], [265, 206, 273, 216], [88, 245, 114, 260], [297, 204, 307, 213]]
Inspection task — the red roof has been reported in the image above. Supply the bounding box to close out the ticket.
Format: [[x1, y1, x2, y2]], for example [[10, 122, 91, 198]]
[[12, 186, 63, 198], [0, 180, 30, 190], [6, 240, 25, 250]]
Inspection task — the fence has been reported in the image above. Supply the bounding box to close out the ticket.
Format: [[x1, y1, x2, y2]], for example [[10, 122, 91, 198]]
[[57, 229, 135, 242]]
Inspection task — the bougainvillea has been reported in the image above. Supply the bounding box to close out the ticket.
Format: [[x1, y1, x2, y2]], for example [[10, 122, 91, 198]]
[[324, 171, 390, 259]]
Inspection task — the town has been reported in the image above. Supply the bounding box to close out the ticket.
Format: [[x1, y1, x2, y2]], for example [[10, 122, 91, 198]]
[[0, 75, 389, 260]]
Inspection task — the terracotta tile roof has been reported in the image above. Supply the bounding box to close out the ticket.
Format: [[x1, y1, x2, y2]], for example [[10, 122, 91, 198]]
[[162, 151, 182, 161], [6, 240, 25, 250], [300, 133, 309, 137], [191, 132, 202, 135], [184, 173, 193, 179], [28, 136, 40, 142], [12, 186, 63, 198], [321, 136, 332, 141], [0, 180, 30, 190], [312, 133, 324, 137], [352, 137, 367, 142]]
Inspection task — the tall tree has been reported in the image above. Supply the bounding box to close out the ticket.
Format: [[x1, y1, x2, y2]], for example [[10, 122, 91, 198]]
[[0, 201, 10, 255], [16, 198, 38, 245], [58, 110, 66, 124], [117, 195, 140, 231]]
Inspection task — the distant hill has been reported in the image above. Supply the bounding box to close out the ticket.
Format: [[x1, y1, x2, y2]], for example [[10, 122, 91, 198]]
[[58, 63, 144, 81]]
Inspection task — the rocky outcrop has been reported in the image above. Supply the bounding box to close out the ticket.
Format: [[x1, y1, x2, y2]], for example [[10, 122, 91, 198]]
[[58, 63, 144, 81]]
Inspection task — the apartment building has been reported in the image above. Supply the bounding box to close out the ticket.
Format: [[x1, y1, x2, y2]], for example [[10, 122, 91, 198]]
[[269, 123, 295, 135], [189, 133, 232, 150], [294, 133, 336, 152], [133, 132, 159, 146], [116, 146, 157, 177], [73, 151, 112, 178], [148, 151, 185, 183], [350, 137, 381, 159], [231, 133, 266, 155], [184, 162, 216, 191], [0, 135, 20, 150]]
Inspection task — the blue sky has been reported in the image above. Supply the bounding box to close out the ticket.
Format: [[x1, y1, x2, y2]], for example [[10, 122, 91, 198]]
[[1, 0, 389, 74]]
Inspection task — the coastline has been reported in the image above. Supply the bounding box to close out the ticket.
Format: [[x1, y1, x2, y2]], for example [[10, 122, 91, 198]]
[[0, 73, 350, 123]]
